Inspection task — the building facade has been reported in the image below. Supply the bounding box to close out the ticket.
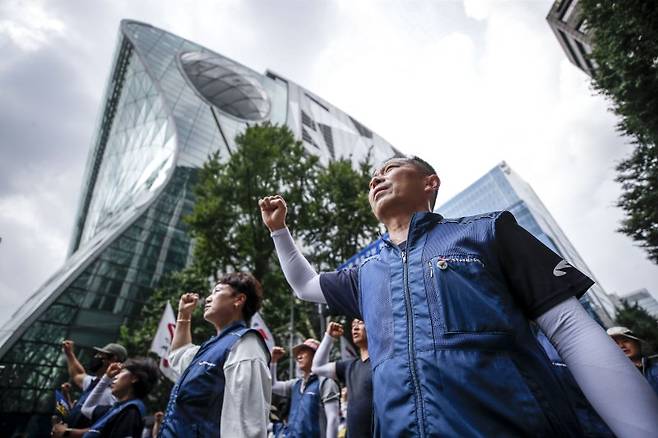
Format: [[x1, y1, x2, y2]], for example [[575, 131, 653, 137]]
[[437, 161, 616, 326], [620, 288, 658, 319], [546, 0, 596, 77], [0, 20, 401, 434]]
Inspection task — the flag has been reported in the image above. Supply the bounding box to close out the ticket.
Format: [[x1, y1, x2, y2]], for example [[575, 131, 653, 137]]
[[340, 336, 358, 360], [150, 302, 178, 382], [54, 389, 70, 419], [250, 312, 275, 352]]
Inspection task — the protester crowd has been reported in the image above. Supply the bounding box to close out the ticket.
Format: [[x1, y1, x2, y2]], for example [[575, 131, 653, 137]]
[[51, 155, 658, 437]]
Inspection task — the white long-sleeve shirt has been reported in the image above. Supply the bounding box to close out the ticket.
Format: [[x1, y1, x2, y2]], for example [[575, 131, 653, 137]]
[[169, 332, 272, 438]]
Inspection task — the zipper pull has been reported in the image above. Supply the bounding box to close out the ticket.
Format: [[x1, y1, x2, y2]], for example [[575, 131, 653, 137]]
[[428, 261, 433, 277], [401, 250, 406, 263]]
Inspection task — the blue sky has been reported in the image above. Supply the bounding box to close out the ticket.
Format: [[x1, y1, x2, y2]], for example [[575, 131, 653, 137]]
[[0, 0, 656, 325]]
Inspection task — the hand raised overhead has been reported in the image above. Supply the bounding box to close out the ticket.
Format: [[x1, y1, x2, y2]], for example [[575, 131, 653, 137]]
[[258, 195, 287, 232], [326, 322, 344, 339]]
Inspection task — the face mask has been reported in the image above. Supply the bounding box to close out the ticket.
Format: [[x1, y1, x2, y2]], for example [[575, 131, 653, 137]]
[[87, 356, 104, 373]]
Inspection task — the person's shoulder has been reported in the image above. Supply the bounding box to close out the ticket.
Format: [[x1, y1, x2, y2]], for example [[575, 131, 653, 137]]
[[229, 331, 268, 361], [439, 211, 506, 226]]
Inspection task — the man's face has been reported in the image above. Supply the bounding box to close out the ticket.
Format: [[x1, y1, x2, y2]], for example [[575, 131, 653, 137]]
[[612, 336, 641, 361], [368, 159, 433, 221], [295, 348, 314, 373], [351, 319, 367, 347]]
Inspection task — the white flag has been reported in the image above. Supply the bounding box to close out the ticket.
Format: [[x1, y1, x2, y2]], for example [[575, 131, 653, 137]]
[[150, 302, 178, 382], [250, 312, 275, 352]]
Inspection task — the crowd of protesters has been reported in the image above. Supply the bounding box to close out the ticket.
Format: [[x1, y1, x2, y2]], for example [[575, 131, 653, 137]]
[[50, 155, 658, 437]]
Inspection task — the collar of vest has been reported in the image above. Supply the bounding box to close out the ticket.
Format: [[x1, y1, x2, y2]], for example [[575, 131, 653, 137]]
[[216, 320, 247, 338], [381, 211, 443, 247]]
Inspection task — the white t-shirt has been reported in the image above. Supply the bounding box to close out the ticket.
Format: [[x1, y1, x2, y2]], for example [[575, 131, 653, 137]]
[[169, 332, 271, 438]]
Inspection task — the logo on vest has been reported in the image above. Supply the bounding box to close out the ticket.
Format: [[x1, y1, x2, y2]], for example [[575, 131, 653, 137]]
[[553, 260, 572, 277], [197, 360, 216, 368]]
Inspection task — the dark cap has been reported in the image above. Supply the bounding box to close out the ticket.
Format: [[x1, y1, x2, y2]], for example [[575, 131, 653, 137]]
[[93, 343, 128, 362]]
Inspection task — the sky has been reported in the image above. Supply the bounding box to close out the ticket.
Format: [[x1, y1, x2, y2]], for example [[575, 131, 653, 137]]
[[0, 0, 656, 326]]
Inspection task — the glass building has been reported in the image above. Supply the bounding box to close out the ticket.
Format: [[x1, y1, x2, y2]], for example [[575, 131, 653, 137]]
[[438, 161, 616, 326], [0, 20, 402, 435]]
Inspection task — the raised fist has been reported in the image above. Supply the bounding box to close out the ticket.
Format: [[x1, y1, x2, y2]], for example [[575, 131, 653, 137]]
[[105, 362, 123, 378], [327, 322, 344, 339], [258, 195, 288, 232], [178, 292, 199, 318], [61, 340, 75, 357], [271, 346, 286, 363]]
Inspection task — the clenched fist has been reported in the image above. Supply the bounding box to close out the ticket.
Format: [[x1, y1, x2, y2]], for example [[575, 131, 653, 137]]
[[178, 292, 199, 319], [271, 346, 286, 363], [61, 340, 75, 357], [327, 322, 344, 339], [259, 195, 287, 232]]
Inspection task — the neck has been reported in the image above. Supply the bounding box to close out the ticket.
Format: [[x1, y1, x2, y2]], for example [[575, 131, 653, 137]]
[[302, 369, 311, 379], [215, 315, 244, 334], [359, 347, 369, 362], [632, 357, 643, 368], [117, 391, 134, 403], [384, 214, 412, 245]]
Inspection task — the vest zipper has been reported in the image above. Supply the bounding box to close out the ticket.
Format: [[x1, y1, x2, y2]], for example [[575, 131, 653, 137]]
[[401, 249, 426, 436]]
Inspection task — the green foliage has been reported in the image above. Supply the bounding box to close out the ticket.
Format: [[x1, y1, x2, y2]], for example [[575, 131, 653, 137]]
[[120, 123, 378, 388], [306, 153, 380, 270], [580, 0, 658, 263], [615, 300, 658, 354]]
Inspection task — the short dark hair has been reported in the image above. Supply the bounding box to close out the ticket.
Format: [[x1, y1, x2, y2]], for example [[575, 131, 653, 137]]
[[377, 155, 439, 210], [123, 357, 159, 399], [218, 272, 263, 323]]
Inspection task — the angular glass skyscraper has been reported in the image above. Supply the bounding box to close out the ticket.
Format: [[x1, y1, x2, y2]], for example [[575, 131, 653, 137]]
[[0, 20, 401, 434], [438, 161, 616, 326]]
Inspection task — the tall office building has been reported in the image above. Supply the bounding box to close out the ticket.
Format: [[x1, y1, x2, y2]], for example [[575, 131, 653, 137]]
[[620, 288, 658, 319], [438, 161, 616, 326], [0, 20, 402, 434], [546, 0, 596, 77]]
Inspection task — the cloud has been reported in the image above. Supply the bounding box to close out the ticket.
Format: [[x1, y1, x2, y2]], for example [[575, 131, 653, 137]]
[[0, 0, 656, 329], [0, 0, 65, 51]]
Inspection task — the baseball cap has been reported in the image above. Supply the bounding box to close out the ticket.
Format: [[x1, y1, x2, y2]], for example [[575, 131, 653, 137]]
[[93, 343, 128, 362], [292, 338, 320, 356], [606, 326, 643, 342]]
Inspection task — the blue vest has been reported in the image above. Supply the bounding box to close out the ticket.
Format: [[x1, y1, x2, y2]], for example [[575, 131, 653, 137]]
[[358, 211, 583, 437], [286, 375, 322, 438], [158, 322, 265, 438], [82, 398, 146, 438], [643, 355, 658, 396], [67, 376, 99, 428]]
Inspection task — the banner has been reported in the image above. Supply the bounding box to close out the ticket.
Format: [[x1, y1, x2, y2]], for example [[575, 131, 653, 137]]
[[150, 302, 178, 382], [250, 311, 275, 353], [54, 389, 71, 419]]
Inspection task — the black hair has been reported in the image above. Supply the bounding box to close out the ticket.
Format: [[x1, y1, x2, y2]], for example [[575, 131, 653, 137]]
[[218, 272, 263, 323], [123, 357, 159, 399]]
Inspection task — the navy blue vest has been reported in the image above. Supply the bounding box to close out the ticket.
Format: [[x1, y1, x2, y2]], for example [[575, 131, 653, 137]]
[[67, 376, 99, 428], [286, 375, 322, 438], [359, 211, 583, 437], [158, 322, 265, 438], [82, 398, 145, 438]]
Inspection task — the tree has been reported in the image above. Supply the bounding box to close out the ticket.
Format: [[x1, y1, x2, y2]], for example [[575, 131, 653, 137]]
[[579, 0, 658, 263], [119, 123, 379, 395], [615, 300, 658, 354]]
